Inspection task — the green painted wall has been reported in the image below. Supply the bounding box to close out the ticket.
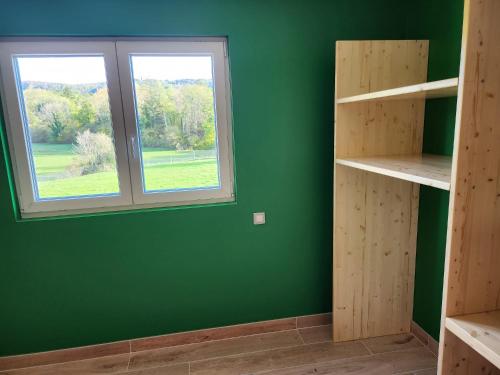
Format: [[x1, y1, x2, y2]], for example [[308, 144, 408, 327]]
[[407, 0, 464, 340], [0, 0, 414, 356]]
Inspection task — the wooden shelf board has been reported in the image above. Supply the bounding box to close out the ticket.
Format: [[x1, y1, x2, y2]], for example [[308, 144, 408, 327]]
[[336, 154, 451, 190], [337, 78, 458, 104], [446, 310, 500, 369]]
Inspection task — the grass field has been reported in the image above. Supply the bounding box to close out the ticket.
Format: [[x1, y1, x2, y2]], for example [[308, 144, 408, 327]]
[[31, 144, 219, 198]]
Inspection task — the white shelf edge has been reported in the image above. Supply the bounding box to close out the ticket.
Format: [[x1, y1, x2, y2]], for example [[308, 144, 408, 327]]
[[337, 78, 459, 104], [446, 311, 500, 370], [336, 154, 451, 190]]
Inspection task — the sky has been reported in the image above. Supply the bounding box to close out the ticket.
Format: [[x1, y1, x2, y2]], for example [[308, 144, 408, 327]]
[[16, 55, 213, 84]]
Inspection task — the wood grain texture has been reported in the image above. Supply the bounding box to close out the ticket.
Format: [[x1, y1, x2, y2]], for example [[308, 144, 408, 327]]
[[121, 364, 189, 375], [298, 325, 333, 344], [0, 333, 432, 375], [337, 78, 458, 104], [297, 313, 332, 328], [333, 40, 427, 342], [336, 154, 451, 190], [0, 341, 130, 372], [445, 310, 500, 369], [0, 313, 325, 371], [438, 0, 500, 373], [190, 341, 369, 375], [441, 331, 500, 375], [129, 331, 302, 371], [334, 167, 419, 341], [131, 317, 297, 352], [362, 333, 423, 354], [232, 347, 436, 375], [0, 354, 130, 375]]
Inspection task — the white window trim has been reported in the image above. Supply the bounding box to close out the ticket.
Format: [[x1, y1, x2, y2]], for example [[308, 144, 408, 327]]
[[116, 40, 234, 205], [0, 38, 235, 218]]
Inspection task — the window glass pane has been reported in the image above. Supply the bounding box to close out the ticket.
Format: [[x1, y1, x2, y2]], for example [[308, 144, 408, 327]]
[[15, 56, 120, 199], [130, 55, 220, 192]]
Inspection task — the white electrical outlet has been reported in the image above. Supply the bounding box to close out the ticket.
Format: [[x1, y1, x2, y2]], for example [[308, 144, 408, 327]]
[[253, 212, 266, 225]]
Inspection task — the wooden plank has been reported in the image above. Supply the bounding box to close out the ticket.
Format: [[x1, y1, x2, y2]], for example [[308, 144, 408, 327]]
[[337, 78, 458, 104], [439, 0, 500, 373], [440, 329, 500, 375], [446, 310, 500, 369], [333, 40, 428, 342], [336, 154, 451, 190]]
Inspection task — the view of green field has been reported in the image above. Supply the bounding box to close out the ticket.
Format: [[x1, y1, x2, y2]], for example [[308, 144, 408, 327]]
[[18, 55, 220, 200], [32, 143, 219, 198]]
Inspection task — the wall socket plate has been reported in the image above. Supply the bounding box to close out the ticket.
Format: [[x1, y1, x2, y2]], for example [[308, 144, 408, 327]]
[[253, 212, 266, 225]]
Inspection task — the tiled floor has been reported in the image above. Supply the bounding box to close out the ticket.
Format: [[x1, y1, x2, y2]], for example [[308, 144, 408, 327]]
[[0, 326, 437, 375]]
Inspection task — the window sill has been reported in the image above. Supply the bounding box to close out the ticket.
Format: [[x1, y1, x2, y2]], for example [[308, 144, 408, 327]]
[[16, 196, 236, 222]]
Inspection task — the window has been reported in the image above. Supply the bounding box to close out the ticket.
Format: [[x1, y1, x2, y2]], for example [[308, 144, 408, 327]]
[[0, 39, 234, 217]]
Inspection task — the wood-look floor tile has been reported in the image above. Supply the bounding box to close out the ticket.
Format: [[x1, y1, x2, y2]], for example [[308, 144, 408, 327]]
[[131, 318, 297, 352], [296, 314, 332, 329], [426, 338, 438, 357], [298, 325, 332, 344], [0, 354, 130, 375], [247, 347, 436, 375], [121, 363, 188, 375], [361, 334, 422, 354], [409, 322, 428, 346], [190, 341, 369, 375], [412, 368, 436, 374], [129, 330, 302, 370], [0, 342, 130, 371]]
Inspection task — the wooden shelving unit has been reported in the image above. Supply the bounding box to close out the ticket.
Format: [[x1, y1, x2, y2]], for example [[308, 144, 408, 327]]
[[333, 39, 438, 342], [333, 2, 500, 372], [445, 311, 500, 369], [438, 0, 500, 373], [336, 154, 451, 190], [337, 78, 458, 104]]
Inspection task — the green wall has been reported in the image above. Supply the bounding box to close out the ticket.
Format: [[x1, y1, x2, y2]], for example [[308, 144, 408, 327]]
[[0, 0, 413, 356], [407, 0, 464, 340]]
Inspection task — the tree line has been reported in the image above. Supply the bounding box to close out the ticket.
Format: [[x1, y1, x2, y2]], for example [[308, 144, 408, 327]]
[[23, 79, 216, 151]]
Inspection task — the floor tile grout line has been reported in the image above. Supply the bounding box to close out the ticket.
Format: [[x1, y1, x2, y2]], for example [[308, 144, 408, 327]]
[[348, 339, 437, 358], [129, 325, 330, 356], [187, 340, 374, 369], [3, 332, 433, 375], [408, 331, 438, 359], [132, 338, 357, 373], [359, 340, 374, 355], [2, 329, 326, 373], [297, 329, 306, 345], [410, 330, 429, 347], [130, 327, 311, 354], [0, 350, 132, 372], [393, 366, 437, 375], [0, 352, 132, 373], [358, 334, 435, 357], [297, 323, 333, 330], [129, 318, 301, 349], [131, 342, 308, 372], [0, 315, 332, 368], [126, 341, 132, 370], [423, 344, 438, 359], [1, 324, 333, 372], [244, 347, 437, 375], [240, 353, 377, 375]]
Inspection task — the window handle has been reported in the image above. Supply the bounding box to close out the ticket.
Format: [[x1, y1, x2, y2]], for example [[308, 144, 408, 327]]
[[130, 136, 138, 159]]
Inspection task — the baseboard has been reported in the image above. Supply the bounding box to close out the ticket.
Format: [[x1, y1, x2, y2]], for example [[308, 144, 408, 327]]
[[410, 320, 439, 356], [0, 312, 332, 371]]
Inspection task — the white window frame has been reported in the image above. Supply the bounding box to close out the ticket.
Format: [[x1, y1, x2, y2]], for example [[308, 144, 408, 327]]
[[0, 38, 235, 218], [116, 41, 234, 205], [0, 41, 133, 214]]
